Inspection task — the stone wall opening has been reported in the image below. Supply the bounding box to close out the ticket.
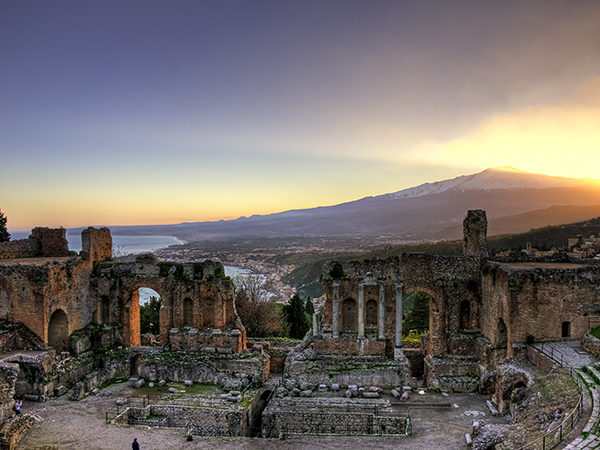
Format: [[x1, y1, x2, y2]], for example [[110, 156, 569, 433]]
[[48, 309, 69, 353], [402, 291, 431, 338], [183, 297, 193, 327], [496, 318, 508, 358], [366, 299, 377, 328], [342, 298, 357, 332], [101, 296, 110, 325], [562, 321, 571, 338], [127, 287, 162, 347], [459, 300, 471, 330]]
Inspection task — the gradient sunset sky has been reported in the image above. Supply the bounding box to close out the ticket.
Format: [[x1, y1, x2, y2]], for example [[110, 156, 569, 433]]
[[2, 0, 600, 229]]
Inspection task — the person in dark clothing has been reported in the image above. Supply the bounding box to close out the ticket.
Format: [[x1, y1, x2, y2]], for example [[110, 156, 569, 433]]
[[13, 400, 22, 415], [132, 437, 140, 450]]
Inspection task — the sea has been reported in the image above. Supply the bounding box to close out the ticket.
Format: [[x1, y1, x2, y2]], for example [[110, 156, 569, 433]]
[[8, 231, 251, 304]]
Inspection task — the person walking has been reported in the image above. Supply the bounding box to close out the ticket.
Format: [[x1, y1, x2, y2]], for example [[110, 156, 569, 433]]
[[13, 400, 22, 416], [131, 437, 140, 450]]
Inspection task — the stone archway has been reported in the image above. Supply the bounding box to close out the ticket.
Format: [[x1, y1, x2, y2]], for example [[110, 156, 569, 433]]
[[125, 286, 162, 347], [48, 309, 69, 353], [342, 298, 357, 332]]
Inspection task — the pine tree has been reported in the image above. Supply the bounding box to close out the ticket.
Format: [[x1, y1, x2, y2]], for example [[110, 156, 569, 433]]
[[0, 209, 10, 243], [286, 293, 310, 339], [305, 297, 314, 315]]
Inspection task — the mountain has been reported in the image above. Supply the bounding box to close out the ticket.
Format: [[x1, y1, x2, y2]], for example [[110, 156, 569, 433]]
[[97, 167, 600, 241]]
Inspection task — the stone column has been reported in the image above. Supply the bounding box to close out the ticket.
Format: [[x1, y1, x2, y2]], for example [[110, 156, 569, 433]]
[[395, 282, 404, 358], [312, 311, 319, 337], [332, 283, 340, 338], [378, 283, 386, 340], [358, 283, 365, 339]]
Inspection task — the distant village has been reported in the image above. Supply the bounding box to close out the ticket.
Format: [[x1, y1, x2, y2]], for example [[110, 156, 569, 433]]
[[496, 233, 600, 260]]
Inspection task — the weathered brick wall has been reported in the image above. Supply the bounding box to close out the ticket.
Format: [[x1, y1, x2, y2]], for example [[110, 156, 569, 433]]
[[81, 227, 112, 261], [262, 398, 408, 437], [169, 329, 243, 353], [0, 239, 38, 260], [482, 262, 600, 358], [310, 336, 386, 356]]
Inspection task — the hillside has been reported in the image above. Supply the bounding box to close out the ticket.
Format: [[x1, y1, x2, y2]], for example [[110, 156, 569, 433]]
[[85, 167, 600, 242], [285, 216, 600, 298]]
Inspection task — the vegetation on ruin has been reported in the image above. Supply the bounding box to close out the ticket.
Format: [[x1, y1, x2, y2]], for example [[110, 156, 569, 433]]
[[500, 366, 579, 449], [234, 275, 288, 337], [140, 296, 161, 335], [285, 293, 311, 339], [590, 325, 600, 340], [402, 291, 430, 335], [0, 209, 9, 242]]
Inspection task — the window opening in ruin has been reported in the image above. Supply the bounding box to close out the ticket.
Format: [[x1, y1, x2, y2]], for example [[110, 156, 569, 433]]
[[130, 354, 144, 376], [48, 309, 69, 353], [183, 297, 193, 327], [562, 321, 571, 338], [459, 300, 471, 330], [496, 318, 508, 359], [129, 287, 161, 347], [342, 298, 357, 332], [101, 296, 110, 324], [366, 299, 377, 328]]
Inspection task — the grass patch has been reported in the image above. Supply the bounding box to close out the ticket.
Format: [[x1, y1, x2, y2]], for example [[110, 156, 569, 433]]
[[590, 326, 600, 340]]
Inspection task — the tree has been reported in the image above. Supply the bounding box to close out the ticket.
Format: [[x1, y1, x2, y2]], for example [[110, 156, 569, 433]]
[[403, 291, 430, 334], [0, 209, 10, 243], [305, 297, 314, 315], [140, 296, 161, 335], [234, 275, 287, 337], [286, 293, 311, 339]]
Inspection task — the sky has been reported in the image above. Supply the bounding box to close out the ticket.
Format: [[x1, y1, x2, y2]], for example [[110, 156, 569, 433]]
[[2, 0, 600, 229]]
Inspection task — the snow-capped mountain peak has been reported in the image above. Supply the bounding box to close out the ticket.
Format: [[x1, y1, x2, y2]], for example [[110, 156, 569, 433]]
[[380, 167, 589, 200]]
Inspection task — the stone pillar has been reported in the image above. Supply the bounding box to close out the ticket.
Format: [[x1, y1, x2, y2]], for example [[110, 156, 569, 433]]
[[395, 282, 404, 358], [358, 283, 365, 339], [378, 283, 385, 340], [332, 283, 340, 338], [312, 311, 319, 337]]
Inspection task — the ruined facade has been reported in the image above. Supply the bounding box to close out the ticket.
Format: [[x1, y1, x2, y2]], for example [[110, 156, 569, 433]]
[[0, 228, 245, 354], [314, 210, 600, 393]]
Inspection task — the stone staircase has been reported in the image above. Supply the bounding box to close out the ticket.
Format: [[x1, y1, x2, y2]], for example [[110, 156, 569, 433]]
[[532, 341, 600, 449]]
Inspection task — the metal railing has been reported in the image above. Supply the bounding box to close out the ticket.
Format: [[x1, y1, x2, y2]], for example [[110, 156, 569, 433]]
[[105, 395, 152, 424], [520, 345, 585, 449]]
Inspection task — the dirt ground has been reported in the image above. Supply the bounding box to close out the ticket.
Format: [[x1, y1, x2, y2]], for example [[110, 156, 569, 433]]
[[17, 383, 507, 450]]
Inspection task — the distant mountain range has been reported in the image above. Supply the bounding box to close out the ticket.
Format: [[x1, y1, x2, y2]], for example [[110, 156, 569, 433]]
[[93, 166, 600, 241]]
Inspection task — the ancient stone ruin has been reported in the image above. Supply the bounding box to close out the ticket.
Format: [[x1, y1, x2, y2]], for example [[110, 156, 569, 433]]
[[0, 209, 599, 446]]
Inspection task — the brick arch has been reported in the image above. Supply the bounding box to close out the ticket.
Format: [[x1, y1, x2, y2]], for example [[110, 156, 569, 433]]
[[48, 308, 69, 353], [120, 279, 171, 347], [402, 285, 446, 356]]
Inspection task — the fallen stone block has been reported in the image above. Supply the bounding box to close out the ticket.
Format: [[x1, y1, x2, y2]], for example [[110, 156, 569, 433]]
[[300, 390, 313, 397], [345, 389, 357, 398], [158, 379, 166, 386], [211, 329, 222, 336], [128, 377, 139, 387], [401, 391, 409, 401], [217, 347, 233, 354], [184, 379, 193, 387], [318, 384, 327, 392], [202, 346, 217, 353], [220, 394, 230, 400], [348, 384, 358, 392], [402, 386, 412, 392], [54, 385, 67, 397], [363, 392, 379, 398], [168, 387, 179, 394], [148, 382, 154, 388], [465, 433, 472, 446], [486, 400, 500, 417], [369, 386, 382, 393], [134, 379, 145, 388], [441, 392, 449, 397], [331, 383, 340, 391], [229, 390, 241, 396]]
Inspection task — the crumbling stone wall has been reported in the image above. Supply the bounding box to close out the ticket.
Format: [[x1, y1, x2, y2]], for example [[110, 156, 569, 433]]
[[482, 262, 600, 357], [0, 227, 71, 260], [81, 227, 111, 261]]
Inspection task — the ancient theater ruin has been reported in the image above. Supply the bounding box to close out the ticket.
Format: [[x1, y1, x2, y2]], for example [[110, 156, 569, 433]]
[[1, 210, 600, 447]]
